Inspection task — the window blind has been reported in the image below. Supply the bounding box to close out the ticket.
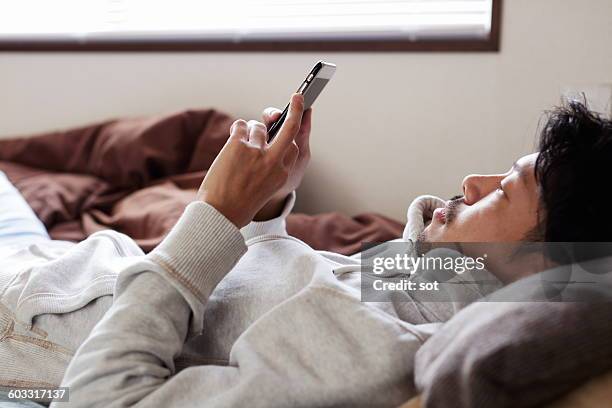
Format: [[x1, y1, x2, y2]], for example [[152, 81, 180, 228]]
[[0, 0, 494, 42]]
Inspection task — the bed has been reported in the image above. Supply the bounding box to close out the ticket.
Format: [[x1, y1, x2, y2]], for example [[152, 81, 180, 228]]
[[1, 110, 610, 408]]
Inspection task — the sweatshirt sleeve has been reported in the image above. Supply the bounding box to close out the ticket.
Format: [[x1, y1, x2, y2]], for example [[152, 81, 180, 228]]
[[53, 201, 248, 407]]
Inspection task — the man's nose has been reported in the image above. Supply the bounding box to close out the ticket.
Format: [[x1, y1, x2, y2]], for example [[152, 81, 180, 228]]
[[462, 174, 504, 205]]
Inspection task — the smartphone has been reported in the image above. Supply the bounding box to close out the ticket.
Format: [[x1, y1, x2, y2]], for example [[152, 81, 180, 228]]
[[267, 61, 336, 141]]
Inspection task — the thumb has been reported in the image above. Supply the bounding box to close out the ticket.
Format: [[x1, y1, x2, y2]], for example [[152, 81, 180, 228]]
[[262, 107, 283, 128]]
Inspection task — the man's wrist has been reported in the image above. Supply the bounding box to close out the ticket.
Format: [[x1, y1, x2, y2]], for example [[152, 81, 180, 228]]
[[197, 190, 248, 228], [253, 194, 289, 221]]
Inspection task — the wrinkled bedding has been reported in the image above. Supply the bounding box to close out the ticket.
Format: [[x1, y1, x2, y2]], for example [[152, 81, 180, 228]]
[[0, 109, 403, 254]]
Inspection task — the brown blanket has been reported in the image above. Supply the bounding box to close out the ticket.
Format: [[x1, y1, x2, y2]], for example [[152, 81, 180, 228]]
[[0, 109, 403, 255]]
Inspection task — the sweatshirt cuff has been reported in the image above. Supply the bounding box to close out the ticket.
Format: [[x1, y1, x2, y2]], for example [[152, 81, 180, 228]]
[[148, 201, 247, 304], [240, 191, 295, 241]]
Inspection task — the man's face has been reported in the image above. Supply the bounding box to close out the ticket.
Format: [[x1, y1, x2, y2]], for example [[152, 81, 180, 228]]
[[421, 153, 541, 243]]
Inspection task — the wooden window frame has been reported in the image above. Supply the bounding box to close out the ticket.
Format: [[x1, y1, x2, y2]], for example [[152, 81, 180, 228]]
[[0, 0, 502, 52]]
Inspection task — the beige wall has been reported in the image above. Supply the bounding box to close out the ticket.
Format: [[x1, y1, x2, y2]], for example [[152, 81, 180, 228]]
[[1, 0, 611, 220]]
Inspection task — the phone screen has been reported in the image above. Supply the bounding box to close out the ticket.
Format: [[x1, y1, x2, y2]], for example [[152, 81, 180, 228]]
[[267, 61, 336, 141]]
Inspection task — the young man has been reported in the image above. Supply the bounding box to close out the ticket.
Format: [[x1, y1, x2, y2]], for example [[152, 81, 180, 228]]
[[0, 98, 610, 407]]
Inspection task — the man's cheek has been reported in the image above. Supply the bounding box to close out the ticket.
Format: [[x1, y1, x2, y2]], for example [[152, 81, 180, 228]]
[[448, 211, 480, 241]]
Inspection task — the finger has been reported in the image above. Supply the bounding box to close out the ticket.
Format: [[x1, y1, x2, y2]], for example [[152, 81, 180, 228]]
[[271, 94, 304, 152], [295, 108, 312, 149], [247, 120, 267, 148], [262, 107, 283, 128], [282, 141, 300, 170], [229, 119, 248, 141]]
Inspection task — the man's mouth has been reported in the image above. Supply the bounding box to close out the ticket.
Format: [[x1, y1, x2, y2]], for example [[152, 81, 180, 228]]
[[433, 207, 447, 224], [441, 195, 465, 225]]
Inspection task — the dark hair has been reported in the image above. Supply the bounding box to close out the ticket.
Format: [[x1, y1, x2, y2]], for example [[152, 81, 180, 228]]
[[534, 102, 612, 245]]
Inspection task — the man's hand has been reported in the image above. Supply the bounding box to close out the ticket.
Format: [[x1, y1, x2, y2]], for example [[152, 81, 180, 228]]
[[196, 94, 304, 228], [253, 105, 312, 221]]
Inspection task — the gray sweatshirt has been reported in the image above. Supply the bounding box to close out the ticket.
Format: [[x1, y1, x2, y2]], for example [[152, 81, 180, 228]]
[[1, 194, 479, 407]]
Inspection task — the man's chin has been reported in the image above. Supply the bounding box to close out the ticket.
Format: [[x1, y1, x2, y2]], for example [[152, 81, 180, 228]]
[[418, 223, 439, 243], [416, 230, 429, 243], [417, 224, 454, 244], [415, 232, 433, 256]]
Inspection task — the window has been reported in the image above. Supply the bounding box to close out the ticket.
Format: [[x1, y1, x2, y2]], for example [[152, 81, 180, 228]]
[[0, 0, 502, 51]]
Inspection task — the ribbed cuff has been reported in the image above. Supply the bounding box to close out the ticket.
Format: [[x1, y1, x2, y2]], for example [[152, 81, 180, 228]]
[[148, 201, 247, 304], [240, 192, 296, 241], [404, 195, 446, 242]]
